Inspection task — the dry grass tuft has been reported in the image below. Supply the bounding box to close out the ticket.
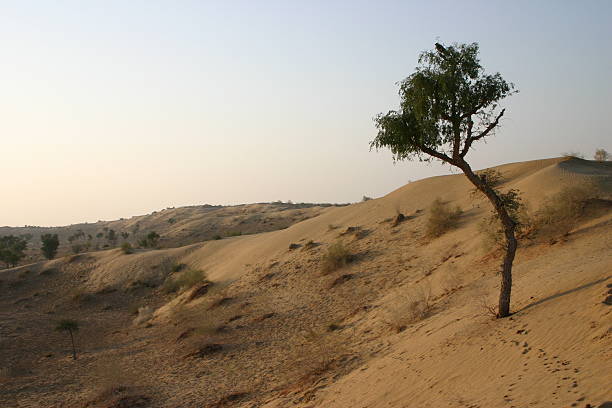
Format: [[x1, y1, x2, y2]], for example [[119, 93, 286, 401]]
[[321, 242, 353, 274], [425, 198, 462, 238], [162, 269, 207, 295], [533, 183, 599, 238], [385, 283, 432, 332]]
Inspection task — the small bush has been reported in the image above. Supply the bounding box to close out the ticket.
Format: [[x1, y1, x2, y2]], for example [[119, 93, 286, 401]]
[[533, 184, 598, 237], [133, 306, 154, 325], [172, 263, 186, 273], [120, 242, 133, 254], [321, 242, 353, 273], [386, 283, 432, 332], [162, 269, 207, 294], [425, 198, 462, 237]]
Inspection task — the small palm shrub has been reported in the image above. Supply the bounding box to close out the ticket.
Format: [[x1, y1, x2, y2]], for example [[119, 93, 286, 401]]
[[120, 242, 134, 254]]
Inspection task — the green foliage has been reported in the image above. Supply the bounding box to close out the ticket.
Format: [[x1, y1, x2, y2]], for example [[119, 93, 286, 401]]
[[0, 235, 28, 268], [479, 189, 529, 249], [371, 42, 515, 162], [55, 319, 79, 332], [171, 263, 186, 273], [138, 231, 160, 248], [40, 234, 60, 260], [121, 231, 130, 240], [120, 242, 134, 254], [162, 269, 207, 294], [425, 198, 462, 238], [321, 242, 353, 273]]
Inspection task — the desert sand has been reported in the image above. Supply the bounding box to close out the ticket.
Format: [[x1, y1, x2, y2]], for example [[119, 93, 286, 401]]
[[1, 157, 610, 407]]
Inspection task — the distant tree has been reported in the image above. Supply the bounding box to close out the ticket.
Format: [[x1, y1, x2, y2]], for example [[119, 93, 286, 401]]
[[106, 229, 117, 246], [138, 231, 160, 248], [594, 148, 609, 161], [362, 195, 372, 202], [96, 232, 103, 239], [562, 151, 584, 159], [0, 235, 28, 268], [371, 42, 518, 317], [40, 234, 60, 260], [55, 319, 79, 360], [120, 231, 130, 240]]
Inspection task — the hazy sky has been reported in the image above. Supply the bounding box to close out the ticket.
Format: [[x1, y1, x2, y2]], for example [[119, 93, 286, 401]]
[[1, 1, 610, 227]]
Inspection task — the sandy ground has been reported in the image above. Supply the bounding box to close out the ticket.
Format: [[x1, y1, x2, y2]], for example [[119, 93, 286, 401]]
[[1, 157, 610, 408]]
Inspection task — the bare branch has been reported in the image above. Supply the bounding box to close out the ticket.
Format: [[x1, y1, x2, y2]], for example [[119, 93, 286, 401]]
[[460, 109, 505, 157]]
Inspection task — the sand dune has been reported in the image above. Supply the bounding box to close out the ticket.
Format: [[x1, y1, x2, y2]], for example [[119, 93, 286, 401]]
[[1, 157, 610, 408]]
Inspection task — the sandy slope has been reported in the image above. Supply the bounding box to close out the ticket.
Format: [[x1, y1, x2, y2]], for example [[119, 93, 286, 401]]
[[1, 157, 610, 408]]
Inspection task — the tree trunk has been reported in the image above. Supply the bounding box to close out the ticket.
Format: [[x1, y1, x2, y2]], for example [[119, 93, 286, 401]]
[[456, 159, 517, 318], [69, 330, 77, 360]]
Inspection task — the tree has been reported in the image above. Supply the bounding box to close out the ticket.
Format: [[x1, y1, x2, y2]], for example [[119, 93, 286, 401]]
[[138, 231, 160, 248], [55, 319, 79, 360], [371, 42, 518, 317], [41, 234, 60, 260], [106, 229, 117, 246], [594, 148, 609, 161], [0, 235, 28, 268]]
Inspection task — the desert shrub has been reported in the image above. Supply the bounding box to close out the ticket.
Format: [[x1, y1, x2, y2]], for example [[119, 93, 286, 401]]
[[138, 231, 160, 248], [362, 195, 372, 202], [120, 242, 133, 254], [321, 242, 353, 273], [171, 263, 186, 273], [425, 198, 462, 237], [386, 283, 432, 332], [533, 183, 599, 237], [162, 269, 206, 294], [212, 234, 222, 240], [133, 306, 154, 325]]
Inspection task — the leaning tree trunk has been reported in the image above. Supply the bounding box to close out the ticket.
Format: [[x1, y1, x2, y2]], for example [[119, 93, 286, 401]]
[[457, 160, 517, 318], [69, 330, 77, 360]]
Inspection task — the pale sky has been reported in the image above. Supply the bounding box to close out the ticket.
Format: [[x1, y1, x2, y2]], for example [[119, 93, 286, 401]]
[[1, 1, 610, 227]]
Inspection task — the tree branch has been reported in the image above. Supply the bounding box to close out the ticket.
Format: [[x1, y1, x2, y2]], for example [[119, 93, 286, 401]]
[[460, 109, 505, 157], [419, 145, 455, 165]]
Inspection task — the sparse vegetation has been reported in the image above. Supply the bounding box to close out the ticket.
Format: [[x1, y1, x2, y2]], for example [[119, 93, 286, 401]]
[[55, 319, 79, 360], [425, 198, 462, 238], [133, 306, 154, 325], [594, 148, 609, 161], [120, 242, 134, 254], [138, 231, 160, 248], [0, 235, 27, 268], [41, 234, 60, 260], [321, 242, 353, 273], [172, 263, 187, 273], [562, 151, 584, 159], [533, 183, 599, 238], [386, 283, 432, 332], [162, 269, 207, 294]]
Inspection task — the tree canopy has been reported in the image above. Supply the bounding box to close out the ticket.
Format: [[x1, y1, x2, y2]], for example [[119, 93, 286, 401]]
[[41, 233, 60, 260], [0, 235, 28, 268], [372, 42, 516, 164]]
